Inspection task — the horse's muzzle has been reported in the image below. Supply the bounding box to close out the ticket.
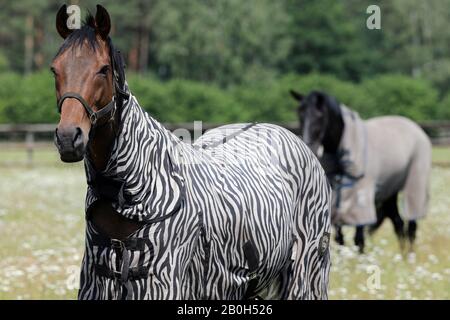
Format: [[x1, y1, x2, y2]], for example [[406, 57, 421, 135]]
[[54, 126, 86, 162]]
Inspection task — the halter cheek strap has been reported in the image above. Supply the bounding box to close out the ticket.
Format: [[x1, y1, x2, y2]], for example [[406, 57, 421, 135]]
[[57, 92, 116, 127]]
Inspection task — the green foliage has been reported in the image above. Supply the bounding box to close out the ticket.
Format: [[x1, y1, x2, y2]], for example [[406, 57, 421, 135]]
[[0, 72, 447, 124], [436, 94, 450, 120], [361, 75, 439, 120], [0, 71, 57, 124], [127, 75, 244, 122], [0, 52, 9, 72], [228, 73, 370, 122], [280, 73, 371, 117], [151, 0, 292, 86], [1, 0, 450, 99], [283, 0, 376, 81], [0, 72, 21, 123]]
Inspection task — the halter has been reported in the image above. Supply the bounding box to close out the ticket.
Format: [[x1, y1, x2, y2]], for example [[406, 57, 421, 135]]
[[57, 92, 116, 127]]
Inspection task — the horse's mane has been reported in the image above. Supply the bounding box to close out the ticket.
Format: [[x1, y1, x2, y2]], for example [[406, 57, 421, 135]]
[[55, 14, 98, 57], [304, 90, 344, 156], [54, 13, 127, 93], [307, 90, 342, 118]]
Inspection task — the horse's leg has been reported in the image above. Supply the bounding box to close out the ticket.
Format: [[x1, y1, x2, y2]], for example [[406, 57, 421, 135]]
[[354, 225, 365, 254], [368, 206, 386, 235], [407, 220, 417, 252], [401, 141, 430, 253], [334, 225, 344, 246], [385, 193, 406, 252]]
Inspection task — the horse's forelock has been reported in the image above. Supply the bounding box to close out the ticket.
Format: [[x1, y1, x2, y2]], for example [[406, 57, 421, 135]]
[[54, 14, 99, 58]]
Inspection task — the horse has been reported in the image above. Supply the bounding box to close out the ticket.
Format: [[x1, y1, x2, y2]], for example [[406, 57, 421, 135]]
[[290, 90, 431, 254], [52, 5, 332, 300]]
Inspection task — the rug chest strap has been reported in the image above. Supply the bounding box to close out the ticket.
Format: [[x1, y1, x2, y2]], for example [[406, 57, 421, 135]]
[[92, 237, 147, 299], [95, 264, 149, 281], [92, 236, 146, 251]]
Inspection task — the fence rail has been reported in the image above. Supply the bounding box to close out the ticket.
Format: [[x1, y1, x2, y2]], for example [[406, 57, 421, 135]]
[[1, 121, 449, 165], [1, 121, 450, 140], [1, 121, 450, 139]]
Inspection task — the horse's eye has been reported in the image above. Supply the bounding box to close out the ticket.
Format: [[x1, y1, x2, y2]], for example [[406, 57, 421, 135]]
[[97, 65, 110, 76]]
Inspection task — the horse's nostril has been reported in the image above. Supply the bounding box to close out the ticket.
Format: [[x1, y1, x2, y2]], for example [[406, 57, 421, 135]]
[[73, 127, 83, 148], [54, 128, 61, 145], [55, 126, 85, 162]]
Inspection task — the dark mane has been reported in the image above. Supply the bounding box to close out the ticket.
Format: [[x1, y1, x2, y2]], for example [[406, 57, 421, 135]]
[[305, 90, 344, 155], [307, 90, 342, 118], [55, 14, 98, 58]]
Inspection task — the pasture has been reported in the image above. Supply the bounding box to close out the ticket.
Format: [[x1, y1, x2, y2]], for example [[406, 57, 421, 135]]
[[0, 144, 449, 299]]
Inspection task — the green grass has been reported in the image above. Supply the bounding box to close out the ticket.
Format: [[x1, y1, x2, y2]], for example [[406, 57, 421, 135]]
[[329, 166, 450, 299], [0, 144, 65, 168], [0, 144, 449, 299], [432, 147, 450, 165]]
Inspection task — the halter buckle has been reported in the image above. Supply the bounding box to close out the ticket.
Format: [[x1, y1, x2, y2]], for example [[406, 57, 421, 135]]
[[90, 113, 98, 126], [110, 101, 117, 122], [111, 238, 125, 251]]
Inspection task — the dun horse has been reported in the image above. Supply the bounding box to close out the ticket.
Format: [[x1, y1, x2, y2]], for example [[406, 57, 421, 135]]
[[290, 90, 431, 254], [52, 5, 332, 299]]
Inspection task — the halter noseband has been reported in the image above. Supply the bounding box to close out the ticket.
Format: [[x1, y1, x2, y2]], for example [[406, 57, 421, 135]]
[[57, 92, 116, 126]]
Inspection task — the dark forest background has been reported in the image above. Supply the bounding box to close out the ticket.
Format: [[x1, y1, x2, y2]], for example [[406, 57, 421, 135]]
[[0, 0, 449, 123]]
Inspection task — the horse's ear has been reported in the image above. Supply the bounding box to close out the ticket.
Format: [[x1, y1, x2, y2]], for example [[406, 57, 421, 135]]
[[290, 90, 303, 102], [56, 5, 72, 39], [95, 4, 111, 39]]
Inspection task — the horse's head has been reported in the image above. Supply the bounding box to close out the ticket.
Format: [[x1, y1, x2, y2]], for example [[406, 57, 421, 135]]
[[290, 90, 330, 155], [53, 5, 115, 162]]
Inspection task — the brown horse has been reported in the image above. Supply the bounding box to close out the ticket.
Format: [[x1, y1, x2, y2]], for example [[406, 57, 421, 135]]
[[53, 4, 143, 240], [53, 6, 332, 300]]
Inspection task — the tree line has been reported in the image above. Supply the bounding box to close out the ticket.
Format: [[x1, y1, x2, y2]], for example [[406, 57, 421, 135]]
[[0, 0, 449, 123]]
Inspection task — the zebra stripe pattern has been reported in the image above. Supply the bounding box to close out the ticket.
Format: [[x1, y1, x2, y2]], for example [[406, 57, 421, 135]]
[[78, 94, 331, 300]]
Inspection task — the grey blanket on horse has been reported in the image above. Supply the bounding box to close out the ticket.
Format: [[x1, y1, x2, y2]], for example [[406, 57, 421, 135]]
[[332, 106, 431, 226]]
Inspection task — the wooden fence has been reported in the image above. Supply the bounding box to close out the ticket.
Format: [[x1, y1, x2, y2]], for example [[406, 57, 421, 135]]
[[1, 121, 449, 165]]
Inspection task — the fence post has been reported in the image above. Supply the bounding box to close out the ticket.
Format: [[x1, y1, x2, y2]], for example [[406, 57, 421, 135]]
[[25, 131, 35, 167]]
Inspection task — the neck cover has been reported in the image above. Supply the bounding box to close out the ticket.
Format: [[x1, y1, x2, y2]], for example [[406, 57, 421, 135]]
[[332, 105, 374, 226], [84, 95, 185, 222], [338, 105, 367, 180]]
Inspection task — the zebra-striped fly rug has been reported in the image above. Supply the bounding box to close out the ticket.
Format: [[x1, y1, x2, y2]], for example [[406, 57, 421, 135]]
[[78, 94, 332, 300]]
